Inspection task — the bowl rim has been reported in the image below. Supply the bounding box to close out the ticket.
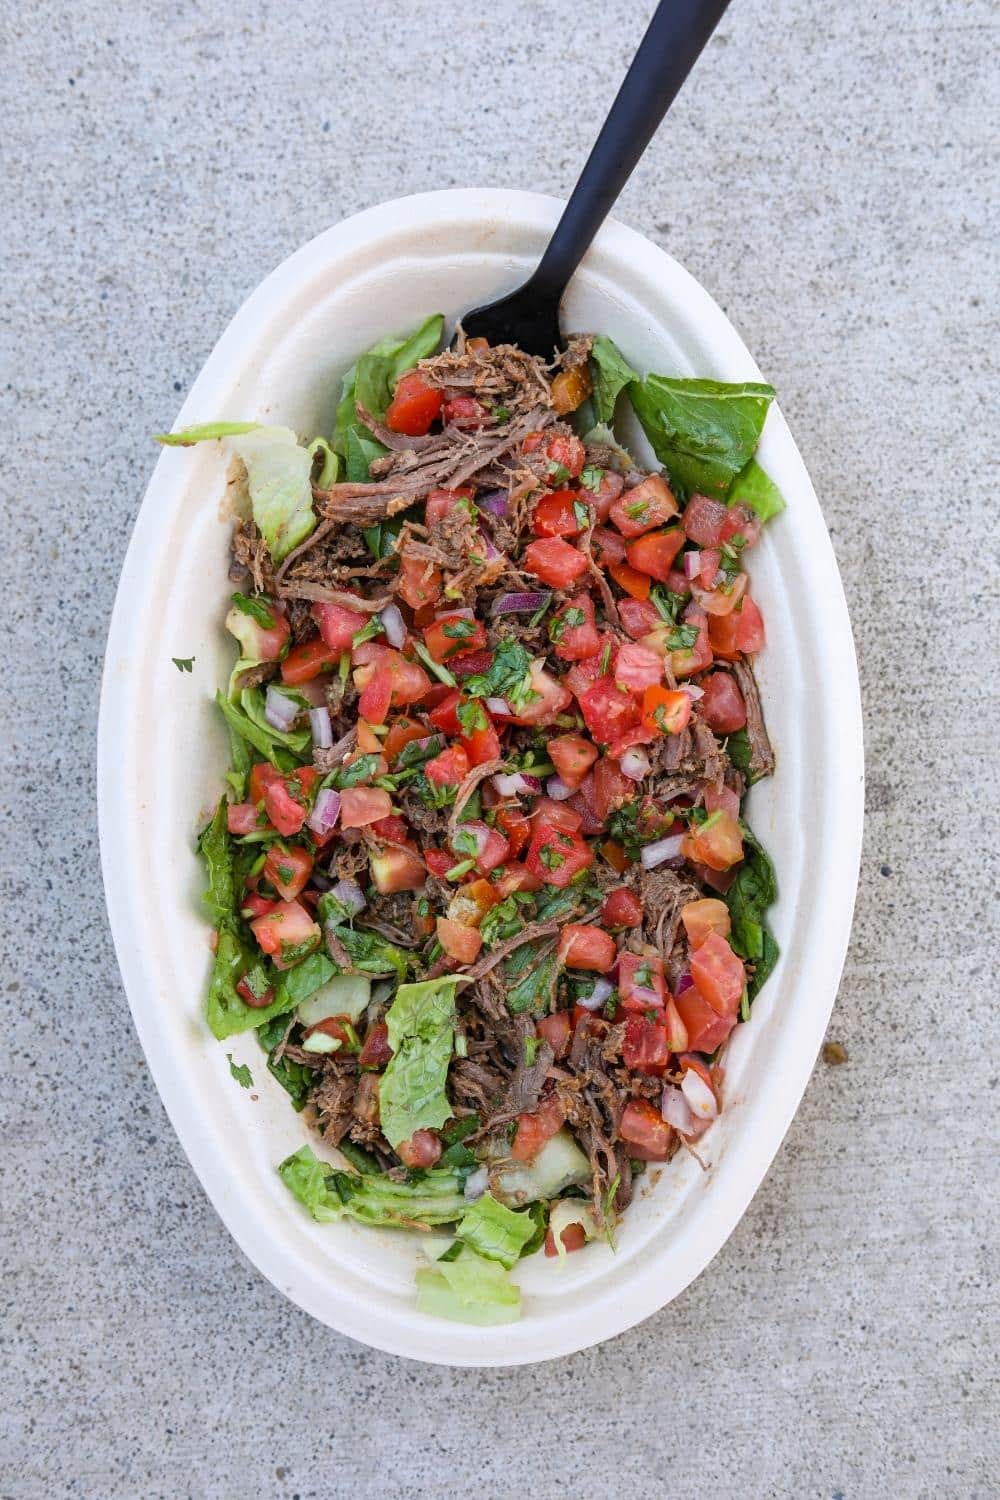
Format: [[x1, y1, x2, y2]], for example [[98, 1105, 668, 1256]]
[[98, 187, 864, 1365]]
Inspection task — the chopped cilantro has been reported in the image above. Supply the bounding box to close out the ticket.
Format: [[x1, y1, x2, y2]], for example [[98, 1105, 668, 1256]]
[[539, 845, 565, 870], [549, 606, 585, 644], [227, 1055, 254, 1089], [667, 623, 699, 651], [573, 499, 591, 529], [492, 405, 511, 424], [413, 640, 458, 687], [463, 637, 537, 710], [351, 615, 386, 648], [451, 829, 480, 859], [523, 1035, 540, 1066], [599, 641, 612, 674], [580, 465, 605, 492], [444, 857, 476, 881], [172, 657, 194, 673], [442, 618, 477, 641], [230, 592, 275, 628], [333, 753, 381, 789], [547, 461, 571, 483], [624, 499, 649, 521], [650, 585, 686, 623], [456, 699, 488, 735]]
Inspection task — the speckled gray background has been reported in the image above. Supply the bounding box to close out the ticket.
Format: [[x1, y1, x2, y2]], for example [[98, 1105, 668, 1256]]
[[3, 0, 997, 1495]]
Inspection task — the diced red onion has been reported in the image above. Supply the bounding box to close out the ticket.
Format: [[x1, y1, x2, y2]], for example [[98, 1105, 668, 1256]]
[[546, 775, 574, 801], [680, 683, 704, 701], [264, 685, 299, 731], [624, 469, 645, 488], [477, 490, 509, 518], [491, 591, 550, 616], [477, 524, 501, 562], [308, 706, 332, 749], [619, 747, 651, 782], [331, 877, 366, 915], [577, 977, 614, 1012], [675, 971, 693, 995], [661, 1086, 696, 1132], [435, 605, 475, 621], [684, 549, 702, 581], [307, 788, 341, 836], [492, 772, 542, 797], [630, 983, 661, 1007], [486, 697, 511, 716], [456, 821, 491, 857], [380, 603, 406, 648], [640, 833, 686, 868], [681, 1068, 718, 1120]]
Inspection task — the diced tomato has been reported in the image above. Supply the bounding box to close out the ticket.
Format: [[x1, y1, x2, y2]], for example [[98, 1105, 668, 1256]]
[[689, 931, 745, 1016], [601, 886, 643, 928], [591, 755, 633, 822], [549, 734, 598, 790], [450, 648, 495, 679], [227, 802, 259, 835], [427, 689, 463, 736], [369, 844, 426, 894], [236, 971, 276, 1009], [398, 553, 442, 610], [372, 814, 410, 843], [424, 743, 469, 786], [681, 898, 732, 949], [511, 662, 574, 727], [618, 951, 667, 1012], [623, 1015, 670, 1074], [262, 843, 313, 901], [312, 601, 367, 652], [425, 487, 474, 526], [383, 717, 429, 761], [250, 900, 320, 964], [704, 783, 740, 819], [385, 370, 444, 435], [355, 719, 383, 755], [424, 848, 454, 879], [248, 760, 275, 806], [435, 915, 482, 963], [691, 571, 748, 618], [550, 593, 601, 661], [460, 719, 502, 767], [563, 641, 613, 701], [636, 797, 676, 844], [532, 489, 587, 537], [260, 766, 318, 837], [281, 636, 337, 684], [600, 838, 629, 873], [619, 598, 662, 639], [423, 613, 488, 664], [626, 527, 686, 583], [673, 984, 736, 1053], [494, 806, 531, 857], [719, 503, 761, 548], [397, 1129, 443, 1168], [683, 493, 729, 545], [665, 568, 691, 596], [682, 808, 743, 870], [641, 684, 692, 737], [537, 1012, 571, 1058], [546, 433, 586, 480], [608, 560, 650, 600], [525, 820, 594, 889], [544, 1221, 587, 1256], [226, 600, 290, 662], [558, 923, 616, 972], [358, 1021, 392, 1070], [697, 547, 721, 587], [708, 595, 766, 658], [442, 393, 486, 427], [579, 677, 640, 745], [671, 606, 714, 678], [580, 468, 625, 521], [608, 724, 656, 760], [522, 536, 589, 588], [591, 525, 627, 565], [511, 1092, 565, 1161], [566, 773, 604, 836], [339, 785, 392, 828], [453, 819, 510, 875], [528, 797, 582, 832], [493, 862, 544, 896], [619, 1097, 673, 1159], [353, 643, 432, 708], [699, 673, 747, 733], [357, 665, 392, 724], [614, 641, 663, 693], [663, 996, 688, 1052], [241, 891, 277, 920], [609, 474, 678, 537]]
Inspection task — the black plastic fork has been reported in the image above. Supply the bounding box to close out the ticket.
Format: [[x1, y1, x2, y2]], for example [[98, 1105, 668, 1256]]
[[461, 0, 733, 356]]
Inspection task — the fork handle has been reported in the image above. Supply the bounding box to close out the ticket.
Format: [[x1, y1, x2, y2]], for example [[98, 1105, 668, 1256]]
[[531, 0, 733, 298]]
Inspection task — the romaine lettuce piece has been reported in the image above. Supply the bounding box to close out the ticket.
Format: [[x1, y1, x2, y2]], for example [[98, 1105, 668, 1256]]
[[456, 1192, 541, 1269], [379, 976, 467, 1148], [332, 314, 444, 457], [727, 455, 786, 522], [415, 1250, 521, 1325], [490, 1129, 591, 1207], [216, 688, 309, 768], [589, 335, 638, 425], [227, 426, 316, 563], [628, 375, 775, 498], [154, 420, 260, 446], [278, 1146, 468, 1226], [725, 823, 780, 1001]]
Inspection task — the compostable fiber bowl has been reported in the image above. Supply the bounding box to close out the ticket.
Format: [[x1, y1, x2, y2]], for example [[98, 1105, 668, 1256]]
[[99, 188, 864, 1366]]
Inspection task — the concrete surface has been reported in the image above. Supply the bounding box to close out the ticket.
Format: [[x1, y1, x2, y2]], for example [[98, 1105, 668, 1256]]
[[2, 0, 997, 1495]]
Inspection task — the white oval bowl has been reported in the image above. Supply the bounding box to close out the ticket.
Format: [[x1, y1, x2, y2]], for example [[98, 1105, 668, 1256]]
[[99, 188, 863, 1366]]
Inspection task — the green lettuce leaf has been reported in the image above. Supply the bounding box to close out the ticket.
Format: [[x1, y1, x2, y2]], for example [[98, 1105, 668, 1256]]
[[333, 314, 445, 456], [154, 420, 260, 446], [216, 688, 309, 768], [629, 376, 775, 498], [727, 456, 786, 522], [379, 976, 467, 1148], [456, 1192, 541, 1269], [278, 1146, 468, 1226], [227, 426, 316, 563], [345, 427, 388, 483], [726, 823, 780, 1001], [589, 336, 639, 425], [197, 797, 237, 929], [415, 1250, 521, 1325], [274, 952, 336, 1009]]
